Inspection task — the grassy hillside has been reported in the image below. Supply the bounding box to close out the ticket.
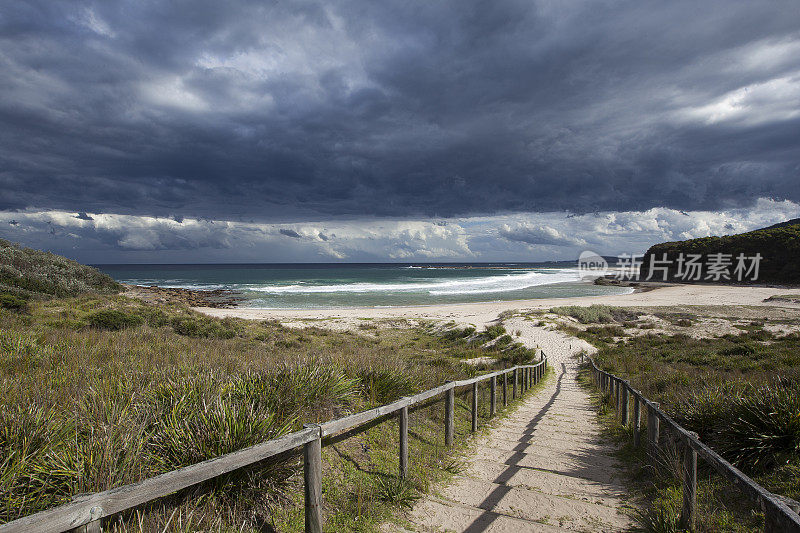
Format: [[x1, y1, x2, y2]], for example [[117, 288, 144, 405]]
[[641, 219, 800, 285], [0, 239, 122, 298]]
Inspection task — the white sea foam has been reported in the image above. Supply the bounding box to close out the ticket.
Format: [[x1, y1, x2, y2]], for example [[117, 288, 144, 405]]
[[245, 269, 580, 295]]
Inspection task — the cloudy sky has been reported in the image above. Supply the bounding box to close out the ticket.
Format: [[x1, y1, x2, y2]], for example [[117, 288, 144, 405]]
[[1, 0, 799, 263]]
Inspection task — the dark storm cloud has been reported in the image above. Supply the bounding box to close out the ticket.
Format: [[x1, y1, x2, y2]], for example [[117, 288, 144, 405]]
[[1, 0, 799, 221], [75, 212, 93, 221], [279, 229, 302, 239], [498, 223, 584, 247]]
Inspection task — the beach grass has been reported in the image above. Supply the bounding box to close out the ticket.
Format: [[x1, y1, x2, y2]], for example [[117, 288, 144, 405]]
[[0, 293, 537, 530], [573, 307, 800, 532]]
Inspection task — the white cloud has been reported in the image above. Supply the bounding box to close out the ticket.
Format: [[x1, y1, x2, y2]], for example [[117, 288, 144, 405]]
[[1, 198, 798, 263], [683, 74, 800, 125], [140, 77, 209, 112]]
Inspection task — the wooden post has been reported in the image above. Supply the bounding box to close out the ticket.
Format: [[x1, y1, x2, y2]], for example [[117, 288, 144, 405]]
[[633, 394, 641, 447], [513, 369, 517, 399], [71, 508, 102, 533], [304, 424, 323, 533], [620, 384, 629, 426], [471, 382, 478, 432], [445, 386, 454, 447], [647, 404, 660, 462], [680, 438, 697, 531], [490, 376, 497, 416], [399, 406, 408, 480], [502, 372, 508, 406]]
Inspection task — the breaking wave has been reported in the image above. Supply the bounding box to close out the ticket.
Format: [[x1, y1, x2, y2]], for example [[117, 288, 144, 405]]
[[245, 269, 580, 296]]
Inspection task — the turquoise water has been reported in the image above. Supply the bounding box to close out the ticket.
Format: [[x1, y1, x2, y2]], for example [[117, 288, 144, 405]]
[[97, 263, 632, 309]]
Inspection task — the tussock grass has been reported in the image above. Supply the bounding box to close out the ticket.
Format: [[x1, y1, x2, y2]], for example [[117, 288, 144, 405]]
[[549, 304, 639, 324], [578, 312, 800, 532], [0, 293, 526, 530]]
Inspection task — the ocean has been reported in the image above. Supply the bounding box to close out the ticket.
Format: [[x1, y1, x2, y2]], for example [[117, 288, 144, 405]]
[[96, 263, 632, 309]]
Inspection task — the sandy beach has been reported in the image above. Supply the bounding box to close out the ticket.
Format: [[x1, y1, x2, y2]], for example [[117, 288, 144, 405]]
[[196, 284, 795, 329]]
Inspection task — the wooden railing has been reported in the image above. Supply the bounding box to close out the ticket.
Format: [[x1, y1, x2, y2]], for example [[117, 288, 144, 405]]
[[1, 356, 548, 533], [582, 355, 800, 533]]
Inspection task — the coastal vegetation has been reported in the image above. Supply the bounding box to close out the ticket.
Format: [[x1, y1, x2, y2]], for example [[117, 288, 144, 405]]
[[555, 305, 800, 532], [0, 245, 541, 530], [0, 238, 122, 298], [641, 218, 800, 284]]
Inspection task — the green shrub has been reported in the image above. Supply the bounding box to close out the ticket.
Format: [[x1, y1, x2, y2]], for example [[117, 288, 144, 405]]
[[718, 343, 757, 357], [494, 334, 514, 347], [0, 292, 27, 311], [85, 309, 144, 331], [550, 305, 614, 323], [441, 327, 475, 341], [139, 307, 171, 327], [481, 325, 506, 340], [586, 325, 625, 338], [171, 315, 236, 338], [497, 346, 537, 365]]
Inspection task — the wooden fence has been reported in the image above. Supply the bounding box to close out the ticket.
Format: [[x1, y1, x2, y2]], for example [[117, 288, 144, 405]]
[[582, 354, 800, 533], [0, 356, 548, 533]]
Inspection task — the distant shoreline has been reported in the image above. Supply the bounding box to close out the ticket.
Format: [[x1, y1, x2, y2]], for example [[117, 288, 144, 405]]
[[193, 284, 797, 329]]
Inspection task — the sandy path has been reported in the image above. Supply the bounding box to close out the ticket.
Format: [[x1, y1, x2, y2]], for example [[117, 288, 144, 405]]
[[196, 284, 787, 329], [391, 320, 634, 532]]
